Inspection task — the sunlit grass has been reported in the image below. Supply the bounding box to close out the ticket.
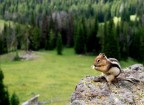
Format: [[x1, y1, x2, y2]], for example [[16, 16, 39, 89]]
[[0, 49, 97, 105], [120, 58, 138, 68]]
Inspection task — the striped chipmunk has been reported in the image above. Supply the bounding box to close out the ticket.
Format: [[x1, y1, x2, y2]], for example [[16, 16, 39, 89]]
[[92, 53, 121, 85]]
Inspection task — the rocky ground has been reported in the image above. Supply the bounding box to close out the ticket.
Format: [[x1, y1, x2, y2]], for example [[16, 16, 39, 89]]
[[71, 64, 144, 105], [17, 51, 38, 61]]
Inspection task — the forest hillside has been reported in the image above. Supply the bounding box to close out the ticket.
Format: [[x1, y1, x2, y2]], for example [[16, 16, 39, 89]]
[[0, 0, 144, 61]]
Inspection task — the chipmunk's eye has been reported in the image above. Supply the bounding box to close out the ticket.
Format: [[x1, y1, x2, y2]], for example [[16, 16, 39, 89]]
[[97, 59, 100, 62]]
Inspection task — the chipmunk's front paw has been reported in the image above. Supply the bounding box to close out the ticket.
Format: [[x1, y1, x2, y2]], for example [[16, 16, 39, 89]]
[[91, 65, 98, 70], [91, 65, 95, 69]]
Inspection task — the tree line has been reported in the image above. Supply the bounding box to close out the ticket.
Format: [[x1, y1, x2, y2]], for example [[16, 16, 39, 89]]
[[0, 0, 144, 62]]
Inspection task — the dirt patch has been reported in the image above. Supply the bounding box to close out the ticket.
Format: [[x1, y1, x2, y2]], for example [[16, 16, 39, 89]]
[[19, 51, 38, 61]]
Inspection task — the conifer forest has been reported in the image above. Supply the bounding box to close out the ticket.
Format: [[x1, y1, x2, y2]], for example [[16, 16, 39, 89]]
[[0, 0, 144, 61]]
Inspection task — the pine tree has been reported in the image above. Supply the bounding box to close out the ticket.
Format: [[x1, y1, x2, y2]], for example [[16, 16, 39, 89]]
[[86, 16, 100, 54], [0, 34, 2, 54], [24, 25, 30, 52], [102, 19, 120, 59], [0, 68, 10, 105], [40, 15, 49, 49], [56, 33, 63, 55], [130, 26, 144, 62], [29, 26, 40, 50], [119, 21, 130, 60], [15, 24, 22, 49], [30, 11, 35, 26], [74, 22, 86, 54], [47, 29, 55, 50], [139, 28, 144, 62], [10, 92, 19, 105], [13, 49, 20, 61], [1, 23, 8, 54], [121, 7, 130, 22], [102, 21, 107, 53]]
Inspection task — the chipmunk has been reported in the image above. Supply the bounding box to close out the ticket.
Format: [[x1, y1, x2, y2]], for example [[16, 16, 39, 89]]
[[92, 53, 121, 84]]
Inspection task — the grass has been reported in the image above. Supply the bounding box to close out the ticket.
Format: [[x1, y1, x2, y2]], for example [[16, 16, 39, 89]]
[[120, 58, 138, 68], [0, 49, 97, 105], [0, 49, 138, 105]]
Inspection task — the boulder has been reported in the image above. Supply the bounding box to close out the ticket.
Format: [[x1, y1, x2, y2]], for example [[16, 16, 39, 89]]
[[71, 64, 144, 105]]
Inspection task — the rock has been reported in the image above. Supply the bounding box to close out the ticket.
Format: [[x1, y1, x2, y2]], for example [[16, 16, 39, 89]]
[[22, 95, 40, 105], [20, 51, 38, 61], [129, 64, 144, 71], [71, 64, 144, 105], [71, 100, 86, 105], [21, 95, 47, 105]]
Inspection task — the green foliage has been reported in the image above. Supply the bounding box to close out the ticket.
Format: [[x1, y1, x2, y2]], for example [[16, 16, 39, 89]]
[[29, 26, 40, 50], [46, 30, 56, 50], [0, 68, 10, 105], [40, 15, 49, 50], [0, 23, 8, 54], [129, 26, 144, 62], [0, 34, 3, 54], [0, 68, 4, 81], [0, 0, 144, 61], [10, 92, 19, 105], [15, 24, 22, 49], [118, 21, 130, 60], [86, 16, 100, 54], [121, 4, 130, 22], [56, 33, 63, 55], [0, 0, 143, 25], [74, 21, 86, 54], [102, 19, 120, 59], [13, 50, 20, 61]]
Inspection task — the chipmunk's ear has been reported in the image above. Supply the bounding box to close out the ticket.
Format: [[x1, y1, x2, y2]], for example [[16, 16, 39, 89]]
[[99, 53, 105, 57]]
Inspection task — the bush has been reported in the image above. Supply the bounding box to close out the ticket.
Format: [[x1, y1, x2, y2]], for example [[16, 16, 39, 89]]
[[56, 33, 63, 55], [10, 92, 19, 105], [0, 68, 10, 105]]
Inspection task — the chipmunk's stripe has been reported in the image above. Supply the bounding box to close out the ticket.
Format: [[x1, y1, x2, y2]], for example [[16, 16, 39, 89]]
[[111, 63, 121, 70], [108, 58, 118, 62], [107, 63, 120, 71], [107, 61, 121, 77]]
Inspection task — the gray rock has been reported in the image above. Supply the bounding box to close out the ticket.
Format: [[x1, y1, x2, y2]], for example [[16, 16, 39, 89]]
[[71, 64, 144, 105], [129, 64, 144, 71], [71, 100, 86, 105]]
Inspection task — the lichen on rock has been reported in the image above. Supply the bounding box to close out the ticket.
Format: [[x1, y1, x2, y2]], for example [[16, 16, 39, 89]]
[[71, 64, 144, 105]]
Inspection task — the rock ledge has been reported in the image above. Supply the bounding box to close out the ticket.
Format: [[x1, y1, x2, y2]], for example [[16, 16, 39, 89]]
[[71, 64, 144, 105]]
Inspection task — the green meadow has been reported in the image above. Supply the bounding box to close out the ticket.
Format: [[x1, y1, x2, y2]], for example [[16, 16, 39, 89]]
[[0, 48, 137, 105]]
